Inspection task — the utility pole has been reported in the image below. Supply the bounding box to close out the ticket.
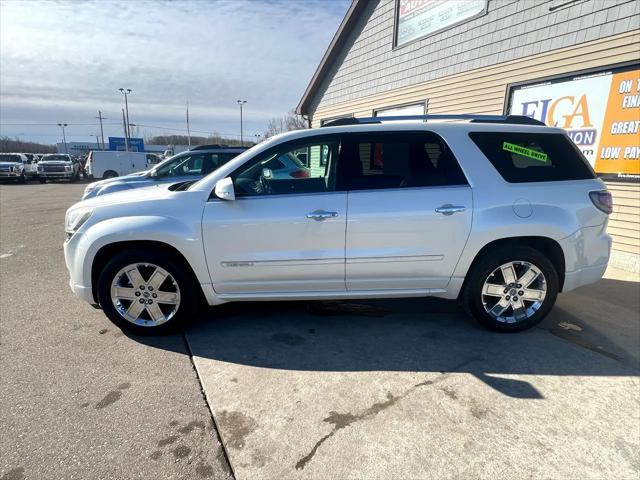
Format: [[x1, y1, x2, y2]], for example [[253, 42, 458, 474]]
[[186, 102, 191, 147], [237, 99, 247, 146], [57, 123, 68, 154], [119, 88, 132, 139], [96, 110, 106, 149], [122, 109, 129, 152]]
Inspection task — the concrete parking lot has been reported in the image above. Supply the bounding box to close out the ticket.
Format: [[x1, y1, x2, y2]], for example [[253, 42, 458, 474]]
[[1, 183, 639, 480]]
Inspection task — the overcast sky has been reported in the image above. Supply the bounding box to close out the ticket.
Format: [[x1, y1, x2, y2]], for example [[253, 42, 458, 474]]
[[0, 0, 349, 145]]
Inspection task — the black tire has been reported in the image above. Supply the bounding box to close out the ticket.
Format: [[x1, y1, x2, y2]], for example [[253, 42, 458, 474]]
[[19, 172, 26, 184], [461, 246, 559, 332], [103, 170, 118, 179], [39, 178, 46, 184], [97, 248, 199, 334]]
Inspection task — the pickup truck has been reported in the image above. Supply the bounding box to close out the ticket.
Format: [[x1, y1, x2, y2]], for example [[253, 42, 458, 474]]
[[0, 153, 38, 182], [37, 154, 82, 182]]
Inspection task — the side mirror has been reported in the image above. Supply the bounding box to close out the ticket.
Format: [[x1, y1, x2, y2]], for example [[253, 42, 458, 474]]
[[149, 169, 158, 178], [214, 177, 235, 201], [262, 168, 273, 179]]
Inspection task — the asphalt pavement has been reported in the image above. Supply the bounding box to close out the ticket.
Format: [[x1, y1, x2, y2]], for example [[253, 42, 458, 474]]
[[0, 183, 232, 480]]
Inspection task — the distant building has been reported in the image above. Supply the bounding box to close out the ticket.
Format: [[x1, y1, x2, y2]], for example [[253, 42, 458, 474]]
[[56, 142, 103, 156]]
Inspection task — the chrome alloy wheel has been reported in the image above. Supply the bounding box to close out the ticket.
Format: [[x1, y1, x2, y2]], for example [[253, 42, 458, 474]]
[[481, 261, 547, 324], [110, 263, 181, 327]]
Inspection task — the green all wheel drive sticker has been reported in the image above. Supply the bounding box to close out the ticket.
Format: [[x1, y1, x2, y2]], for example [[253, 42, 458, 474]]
[[502, 142, 548, 163]]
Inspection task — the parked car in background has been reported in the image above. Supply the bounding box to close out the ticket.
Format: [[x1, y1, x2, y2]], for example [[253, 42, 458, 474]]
[[37, 154, 81, 182], [85, 151, 161, 179], [82, 145, 248, 199], [65, 115, 612, 334], [0, 153, 38, 182]]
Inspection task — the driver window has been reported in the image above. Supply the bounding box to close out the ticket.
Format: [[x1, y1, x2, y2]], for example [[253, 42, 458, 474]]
[[232, 138, 339, 196]]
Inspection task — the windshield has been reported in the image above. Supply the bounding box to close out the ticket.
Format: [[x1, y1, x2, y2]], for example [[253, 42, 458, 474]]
[[187, 140, 276, 191], [41, 155, 70, 162], [0, 154, 21, 163]]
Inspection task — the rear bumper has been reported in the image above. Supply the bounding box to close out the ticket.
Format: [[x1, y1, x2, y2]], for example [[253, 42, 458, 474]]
[[559, 222, 611, 292], [563, 262, 608, 292]]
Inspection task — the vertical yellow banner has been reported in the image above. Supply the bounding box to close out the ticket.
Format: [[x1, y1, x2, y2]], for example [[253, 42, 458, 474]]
[[595, 69, 640, 176]]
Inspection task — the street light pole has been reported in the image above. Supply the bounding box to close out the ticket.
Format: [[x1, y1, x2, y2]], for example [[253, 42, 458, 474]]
[[237, 99, 247, 146], [119, 88, 132, 149], [122, 109, 129, 152], [57, 123, 68, 154]]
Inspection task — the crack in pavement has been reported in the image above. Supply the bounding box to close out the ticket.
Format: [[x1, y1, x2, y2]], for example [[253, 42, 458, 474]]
[[295, 356, 482, 470]]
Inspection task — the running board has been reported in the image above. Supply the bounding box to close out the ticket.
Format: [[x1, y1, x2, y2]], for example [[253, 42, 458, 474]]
[[215, 288, 447, 302]]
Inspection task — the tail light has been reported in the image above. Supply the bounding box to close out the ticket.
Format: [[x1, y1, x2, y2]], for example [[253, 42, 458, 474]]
[[289, 169, 310, 178], [589, 190, 613, 214]]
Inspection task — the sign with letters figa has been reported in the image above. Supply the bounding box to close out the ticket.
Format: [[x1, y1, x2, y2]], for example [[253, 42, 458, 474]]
[[508, 67, 640, 179]]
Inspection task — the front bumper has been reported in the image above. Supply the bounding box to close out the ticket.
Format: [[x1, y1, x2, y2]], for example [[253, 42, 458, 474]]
[[40, 172, 73, 178], [64, 233, 98, 305], [0, 171, 22, 178]]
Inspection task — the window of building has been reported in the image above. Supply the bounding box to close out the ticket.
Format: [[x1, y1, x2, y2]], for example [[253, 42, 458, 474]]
[[338, 131, 467, 190], [373, 102, 427, 121], [469, 132, 596, 183]]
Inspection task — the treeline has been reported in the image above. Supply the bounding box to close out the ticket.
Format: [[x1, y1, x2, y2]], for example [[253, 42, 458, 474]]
[[144, 134, 253, 147], [0, 136, 57, 153]]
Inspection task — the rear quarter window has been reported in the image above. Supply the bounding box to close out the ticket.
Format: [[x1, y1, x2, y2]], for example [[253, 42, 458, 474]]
[[469, 132, 596, 183]]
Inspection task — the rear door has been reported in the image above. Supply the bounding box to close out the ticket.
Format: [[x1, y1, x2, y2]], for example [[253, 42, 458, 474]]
[[340, 131, 473, 290]]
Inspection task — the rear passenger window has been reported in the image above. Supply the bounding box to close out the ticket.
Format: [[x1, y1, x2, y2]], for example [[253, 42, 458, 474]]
[[338, 132, 467, 190], [469, 132, 596, 183]]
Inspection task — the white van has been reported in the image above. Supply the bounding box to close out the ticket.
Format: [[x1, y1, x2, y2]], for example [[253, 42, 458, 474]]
[[85, 151, 161, 179]]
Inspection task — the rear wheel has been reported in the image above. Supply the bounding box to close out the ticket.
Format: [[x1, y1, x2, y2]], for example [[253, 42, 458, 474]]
[[97, 249, 199, 334], [39, 177, 46, 183], [103, 170, 118, 179], [462, 246, 559, 332]]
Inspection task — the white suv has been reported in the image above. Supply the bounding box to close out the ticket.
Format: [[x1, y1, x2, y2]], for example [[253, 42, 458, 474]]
[[64, 115, 612, 334]]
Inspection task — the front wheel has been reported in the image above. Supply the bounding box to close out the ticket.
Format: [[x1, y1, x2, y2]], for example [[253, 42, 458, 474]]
[[462, 246, 559, 332], [97, 249, 199, 334]]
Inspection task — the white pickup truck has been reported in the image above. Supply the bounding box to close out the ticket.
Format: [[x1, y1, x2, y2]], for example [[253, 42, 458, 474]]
[[86, 151, 162, 179], [37, 154, 82, 182], [0, 153, 38, 182]]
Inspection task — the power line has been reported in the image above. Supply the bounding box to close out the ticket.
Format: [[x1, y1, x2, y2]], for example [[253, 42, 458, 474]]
[[1, 122, 243, 137]]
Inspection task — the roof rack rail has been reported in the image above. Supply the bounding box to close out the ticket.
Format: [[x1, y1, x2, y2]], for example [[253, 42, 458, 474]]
[[321, 114, 545, 127]]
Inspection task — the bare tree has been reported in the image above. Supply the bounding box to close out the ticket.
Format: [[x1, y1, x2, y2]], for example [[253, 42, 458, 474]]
[[263, 110, 308, 139], [0, 136, 56, 153]]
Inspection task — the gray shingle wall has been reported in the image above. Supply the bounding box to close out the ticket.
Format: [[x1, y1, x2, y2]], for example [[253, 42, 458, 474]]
[[309, 0, 640, 112]]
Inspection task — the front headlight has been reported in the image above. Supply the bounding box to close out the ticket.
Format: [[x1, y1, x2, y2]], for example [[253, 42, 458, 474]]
[[65, 207, 93, 234], [65, 165, 72, 171]]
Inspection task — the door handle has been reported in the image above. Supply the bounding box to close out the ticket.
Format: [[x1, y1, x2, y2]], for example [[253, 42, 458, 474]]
[[306, 210, 339, 221], [435, 204, 466, 216]]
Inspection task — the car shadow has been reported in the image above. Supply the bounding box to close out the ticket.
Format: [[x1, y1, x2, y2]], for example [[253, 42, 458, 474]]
[[124, 277, 639, 399]]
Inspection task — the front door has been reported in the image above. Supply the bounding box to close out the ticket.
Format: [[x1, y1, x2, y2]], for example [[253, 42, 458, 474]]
[[339, 131, 473, 291], [202, 134, 347, 294]]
